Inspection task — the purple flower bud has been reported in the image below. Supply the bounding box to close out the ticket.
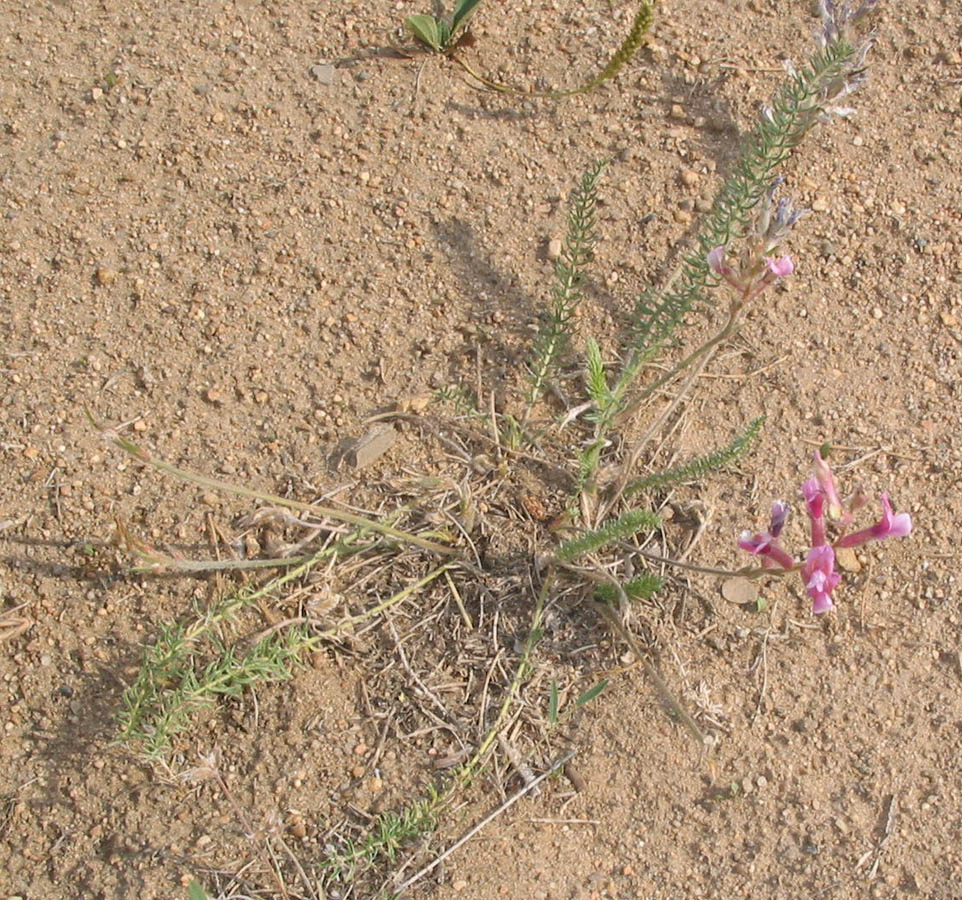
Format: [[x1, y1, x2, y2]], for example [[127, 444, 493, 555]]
[[755, 178, 783, 238], [802, 544, 841, 614], [819, 0, 879, 47], [754, 180, 808, 252], [837, 492, 912, 548], [769, 501, 790, 538]]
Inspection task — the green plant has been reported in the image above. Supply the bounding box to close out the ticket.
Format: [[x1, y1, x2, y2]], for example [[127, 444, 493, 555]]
[[324, 786, 443, 883], [456, 2, 654, 97], [96, 4, 881, 894], [514, 25, 875, 537], [404, 0, 483, 53], [117, 550, 455, 762], [546, 678, 608, 727], [187, 882, 211, 900]]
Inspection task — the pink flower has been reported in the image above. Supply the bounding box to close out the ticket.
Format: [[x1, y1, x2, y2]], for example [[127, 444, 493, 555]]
[[737, 502, 795, 569], [802, 544, 841, 614], [812, 449, 846, 521], [707, 245, 732, 276], [765, 255, 794, 278], [801, 476, 826, 546], [737, 449, 913, 616], [837, 492, 912, 548]]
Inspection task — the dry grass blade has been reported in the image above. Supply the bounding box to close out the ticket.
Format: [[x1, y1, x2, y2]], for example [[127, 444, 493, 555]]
[[0, 603, 32, 644], [86, 407, 457, 557], [391, 748, 577, 896]]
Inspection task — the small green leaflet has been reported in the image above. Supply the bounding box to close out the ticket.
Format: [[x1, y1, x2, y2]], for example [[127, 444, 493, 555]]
[[575, 679, 608, 707], [187, 882, 211, 900], [547, 680, 559, 725], [451, 0, 483, 35]]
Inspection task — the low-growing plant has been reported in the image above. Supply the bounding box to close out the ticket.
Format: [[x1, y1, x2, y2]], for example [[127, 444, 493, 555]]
[[96, 2, 890, 896], [402, 0, 655, 99], [403, 0, 482, 54]]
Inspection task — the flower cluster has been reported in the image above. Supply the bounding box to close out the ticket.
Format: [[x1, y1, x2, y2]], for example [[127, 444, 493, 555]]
[[738, 449, 912, 614], [708, 178, 806, 305]]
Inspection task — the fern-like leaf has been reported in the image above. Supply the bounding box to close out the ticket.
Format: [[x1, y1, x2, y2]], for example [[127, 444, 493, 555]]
[[584, 336, 613, 410], [623, 416, 764, 497], [594, 573, 665, 604], [616, 39, 863, 400], [575, 438, 605, 495], [524, 160, 606, 421], [560, 2, 654, 97], [556, 507, 661, 561]]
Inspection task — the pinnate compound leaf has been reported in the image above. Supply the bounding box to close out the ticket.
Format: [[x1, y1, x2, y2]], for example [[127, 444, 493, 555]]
[[584, 336, 612, 410], [556, 508, 661, 560], [624, 416, 764, 497]]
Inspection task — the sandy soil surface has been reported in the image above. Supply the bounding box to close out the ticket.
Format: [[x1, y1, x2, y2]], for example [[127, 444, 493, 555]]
[[2, 1, 961, 898]]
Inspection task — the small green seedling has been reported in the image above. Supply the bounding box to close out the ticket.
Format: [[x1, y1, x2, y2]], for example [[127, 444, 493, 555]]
[[187, 881, 211, 900], [546, 678, 609, 727], [404, 0, 482, 53]]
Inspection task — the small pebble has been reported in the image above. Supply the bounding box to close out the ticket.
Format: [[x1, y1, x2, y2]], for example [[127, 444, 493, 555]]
[[835, 547, 861, 572], [547, 237, 562, 259], [721, 577, 757, 606], [310, 63, 335, 85], [96, 267, 118, 286]]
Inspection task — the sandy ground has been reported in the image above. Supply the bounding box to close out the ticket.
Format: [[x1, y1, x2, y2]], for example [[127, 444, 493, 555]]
[[2, 1, 962, 898]]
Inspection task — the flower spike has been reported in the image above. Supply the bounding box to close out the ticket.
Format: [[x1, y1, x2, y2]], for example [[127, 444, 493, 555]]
[[738, 451, 913, 615]]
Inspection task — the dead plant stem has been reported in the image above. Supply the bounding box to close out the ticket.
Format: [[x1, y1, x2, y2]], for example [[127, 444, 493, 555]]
[[392, 748, 577, 896]]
